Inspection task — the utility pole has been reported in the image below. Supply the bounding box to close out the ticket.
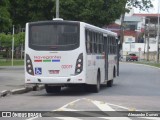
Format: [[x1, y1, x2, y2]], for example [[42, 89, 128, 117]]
[[56, 0, 59, 18], [156, 0, 160, 63], [144, 22, 146, 54], [11, 25, 15, 66], [146, 18, 150, 61]]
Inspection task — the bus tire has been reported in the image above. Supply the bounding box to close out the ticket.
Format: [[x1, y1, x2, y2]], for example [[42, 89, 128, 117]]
[[107, 79, 113, 87], [91, 71, 100, 93], [45, 85, 61, 93]]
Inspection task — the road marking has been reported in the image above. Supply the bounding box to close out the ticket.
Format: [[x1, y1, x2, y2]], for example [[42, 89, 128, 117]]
[[140, 117, 160, 120], [84, 98, 129, 110], [26, 116, 39, 120], [85, 98, 160, 120], [56, 98, 81, 110], [56, 108, 78, 111], [26, 98, 160, 120], [91, 99, 132, 120], [26, 99, 81, 120], [99, 117, 132, 120], [54, 117, 82, 120], [91, 100, 115, 111], [107, 103, 131, 110]]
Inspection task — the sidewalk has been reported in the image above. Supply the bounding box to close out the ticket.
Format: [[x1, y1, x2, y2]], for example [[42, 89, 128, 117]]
[[0, 66, 43, 97]]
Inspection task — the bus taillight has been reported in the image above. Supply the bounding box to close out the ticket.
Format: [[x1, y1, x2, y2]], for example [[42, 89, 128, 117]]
[[26, 54, 34, 75], [75, 53, 83, 75]]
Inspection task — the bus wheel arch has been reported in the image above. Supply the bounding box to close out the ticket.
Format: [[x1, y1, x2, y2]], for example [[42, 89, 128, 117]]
[[94, 68, 101, 93], [97, 68, 101, 87], [107, 67, 115, 87], [91, 69, 101, 93]]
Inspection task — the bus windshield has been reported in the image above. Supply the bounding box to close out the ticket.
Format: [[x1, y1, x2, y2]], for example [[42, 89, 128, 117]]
[[29, 22, 80, 51]]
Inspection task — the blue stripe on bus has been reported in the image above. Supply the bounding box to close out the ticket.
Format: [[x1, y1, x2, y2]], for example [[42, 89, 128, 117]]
[[52, 60, 60, 62]]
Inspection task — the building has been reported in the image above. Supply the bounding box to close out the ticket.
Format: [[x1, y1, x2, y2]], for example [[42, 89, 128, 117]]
[[104, 11, 160, 60]]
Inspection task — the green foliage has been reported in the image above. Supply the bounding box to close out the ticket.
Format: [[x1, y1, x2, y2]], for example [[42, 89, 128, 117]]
[[0, 32, 24, 59], [0, 0, 12, 32], [14, 32, 25, 47], [0, 32, 24, 48], [0, 33, 12, 48], [59, 0, 127, 27], [0, 0, 153, 32], [0, 60, 24, 66], [127, 0, 153, 11], [9, 0, 54, 28]]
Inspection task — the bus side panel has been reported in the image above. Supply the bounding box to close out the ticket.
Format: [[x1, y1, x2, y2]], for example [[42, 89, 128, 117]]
[[95, 55, 105, 84], [108, 55, 114, 80], [86, 55, 97, 84], [108, 54, 117, 80]]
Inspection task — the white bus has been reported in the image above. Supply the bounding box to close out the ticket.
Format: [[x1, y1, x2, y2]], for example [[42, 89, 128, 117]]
[[25, 19, 119, 93]]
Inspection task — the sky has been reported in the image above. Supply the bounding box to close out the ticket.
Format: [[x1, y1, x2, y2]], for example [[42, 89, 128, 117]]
[[134, 0, 159, 13]]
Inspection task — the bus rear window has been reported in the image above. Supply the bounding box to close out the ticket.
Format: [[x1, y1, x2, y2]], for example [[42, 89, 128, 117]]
[[29, 22, 80, 51]]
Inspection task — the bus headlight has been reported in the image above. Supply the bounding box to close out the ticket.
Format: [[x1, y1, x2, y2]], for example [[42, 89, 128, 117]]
[[75, 53, 83, 75], [26, 54, 34, 75]]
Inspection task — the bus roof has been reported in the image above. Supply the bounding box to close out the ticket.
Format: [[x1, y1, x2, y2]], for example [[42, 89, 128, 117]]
[[27, 20, 117, 37], [80, 22, 117, 37]]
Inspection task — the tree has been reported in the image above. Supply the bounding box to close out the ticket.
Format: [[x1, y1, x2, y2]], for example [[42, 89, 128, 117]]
[[0, 32, 25, 59], [9, 0, 54, 29], [8, 0, 153, 29], [8, 0, 128, 27], [0, 0, 12, 32], [59, 0, 127, 27], [0, 33, 12, 58], [127, 0, 153, 11]]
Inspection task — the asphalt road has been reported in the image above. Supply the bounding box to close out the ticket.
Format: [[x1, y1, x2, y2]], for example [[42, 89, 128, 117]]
[[0, 63, 160, 120], [0, 66, 25, 91]]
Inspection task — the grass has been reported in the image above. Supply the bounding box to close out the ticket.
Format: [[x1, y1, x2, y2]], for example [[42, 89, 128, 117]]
[[134, 60, 160, 68], [0, 59, 24, 66], [1, 58, 160, 68]]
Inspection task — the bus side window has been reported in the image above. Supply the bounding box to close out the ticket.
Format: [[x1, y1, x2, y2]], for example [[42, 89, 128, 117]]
[[114, 37, 117, 54], [112, 37, 114, 54], [108, 36, 111, 54], [113, 37, 115, 54], [110, 37, 113, 54], [94, 32, 97, 54], [89, 31, 92, 53], [99, 34, 103, 53], [97, 33, 99, 54], [92, 32, 95, 54], [101, 34, 104, 53], [86, 30, 91, 54]]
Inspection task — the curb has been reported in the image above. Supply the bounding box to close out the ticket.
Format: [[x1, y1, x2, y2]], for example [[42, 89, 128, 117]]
[[0, 85, 44, 97], [0, 90, 12, 97], [121, 62, 160, 70], [11, 87, 33, 95]]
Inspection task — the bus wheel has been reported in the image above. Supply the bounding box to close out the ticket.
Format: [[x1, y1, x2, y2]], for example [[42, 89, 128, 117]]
[[91, 71, 100, 93], [45, 85, 61, 93], [107, 80, 113, 87]]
